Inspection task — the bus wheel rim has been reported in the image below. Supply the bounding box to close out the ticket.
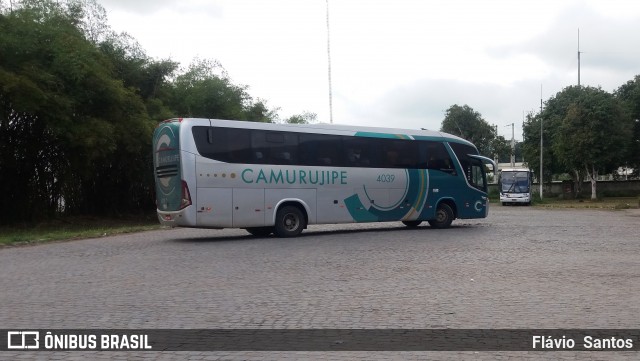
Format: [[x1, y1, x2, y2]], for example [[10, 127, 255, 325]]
[[284, 214, 298, 230]]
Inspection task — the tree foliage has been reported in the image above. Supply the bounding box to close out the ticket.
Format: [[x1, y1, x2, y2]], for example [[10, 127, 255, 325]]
[[523, 85, 633, 198], [615, 75, 640, 176], [440, 104, 497, 157], [0, 0, 156, 220], [0, 0, 292, 224], [522, 88, 583, 185], [554, 87, 631, 198], [491, 135, 513, 163], [283, 111, 318, 124]]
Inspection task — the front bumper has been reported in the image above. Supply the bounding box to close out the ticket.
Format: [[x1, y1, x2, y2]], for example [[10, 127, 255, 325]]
[[500, 194, 531, 203]]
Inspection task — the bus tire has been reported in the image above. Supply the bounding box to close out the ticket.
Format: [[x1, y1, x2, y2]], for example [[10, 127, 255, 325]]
[[246, 227, 273, 237], [402, 220, 422, 227], [428, 203, 454, 229], [274, 205, 305, 238]]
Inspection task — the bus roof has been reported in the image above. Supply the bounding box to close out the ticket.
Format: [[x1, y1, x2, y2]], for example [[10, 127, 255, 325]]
[[169, 118, 476, 147]]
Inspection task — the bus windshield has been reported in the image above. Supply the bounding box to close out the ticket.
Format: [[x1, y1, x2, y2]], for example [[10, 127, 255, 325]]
[[501, 171, 530, 193]]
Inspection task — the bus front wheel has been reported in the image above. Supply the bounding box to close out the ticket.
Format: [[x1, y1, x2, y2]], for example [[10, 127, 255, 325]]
[[274, 205, 306, 238], [428, 203, 454, 229]]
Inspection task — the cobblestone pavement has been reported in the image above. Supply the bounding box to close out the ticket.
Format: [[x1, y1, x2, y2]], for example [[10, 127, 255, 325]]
[[1, 206, 639, 360]]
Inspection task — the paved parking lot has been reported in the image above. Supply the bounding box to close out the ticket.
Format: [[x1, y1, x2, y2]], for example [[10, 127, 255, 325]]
[[1, 206, 639, 359]]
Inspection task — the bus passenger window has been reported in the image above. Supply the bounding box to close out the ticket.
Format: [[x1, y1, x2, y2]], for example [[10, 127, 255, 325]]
[[386, 150, 399, 166], [344, 138, 372, 167], [275, 151, 292, 164], [423, 141, 456, 174], [252, 130, 298, 165], [253, 151, 264, 163], [299, 134, 343, 167]]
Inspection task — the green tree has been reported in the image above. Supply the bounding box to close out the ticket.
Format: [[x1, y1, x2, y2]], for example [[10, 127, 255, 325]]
[[170, 59, 246, 119], [490, 135, 511, 163], [523, 87, 583, 191], [283, 111, 318, 124], [99, 32, 178, 120], [169, 58, 277, 122], [0, 0, 157, 221], [615, 75, 640, 177], [244, 99, 278, 123], [0, 0, 312, 223], [552, 86, 632, 199], [440, 104, 495, 156], [66, 0, 110, 44]]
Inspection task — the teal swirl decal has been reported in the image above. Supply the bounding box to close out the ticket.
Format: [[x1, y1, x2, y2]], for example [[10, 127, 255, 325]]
[[344, 131, 429, 222], [344, 168, 428, 222]]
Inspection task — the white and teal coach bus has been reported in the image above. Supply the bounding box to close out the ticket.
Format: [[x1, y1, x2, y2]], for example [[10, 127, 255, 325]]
[[153, 118, 495, 237]]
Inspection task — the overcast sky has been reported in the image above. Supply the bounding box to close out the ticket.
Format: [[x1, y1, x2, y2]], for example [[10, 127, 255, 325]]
[[99, 0, 640, 141]]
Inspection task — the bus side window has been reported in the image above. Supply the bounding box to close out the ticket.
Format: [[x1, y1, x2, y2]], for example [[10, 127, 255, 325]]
[[423, 141, 456, 175], [253, 151, 264, 163], [344, 138, 371, 167], [381, 140, 399, 168], [385, 149, 399, 167], [252, 130, 298, 165], [226, 128, 251, 163], [192, 126, 251, 163], [298, 134, 316, 166], [299, 134, 343, 167], [399, 142, 418, 168], [379, 139, 417, 168], [317, 135, 343, 166]]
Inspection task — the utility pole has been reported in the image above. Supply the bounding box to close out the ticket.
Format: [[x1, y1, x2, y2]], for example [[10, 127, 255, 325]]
[[506, 123, 515, 167], [539, 85, 543, 199], [326, 0, 334, 124], [522, 111, 525, 163], [493, 124, 499, 182], [577, 28, 581, 86]]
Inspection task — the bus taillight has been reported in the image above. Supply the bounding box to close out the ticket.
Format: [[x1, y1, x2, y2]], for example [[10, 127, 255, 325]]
[[180, 180, 192, 209]]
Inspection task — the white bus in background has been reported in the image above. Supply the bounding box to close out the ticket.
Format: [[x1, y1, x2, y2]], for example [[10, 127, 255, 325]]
[[499, 167, 533, 205], [153, 118, 496, 237]]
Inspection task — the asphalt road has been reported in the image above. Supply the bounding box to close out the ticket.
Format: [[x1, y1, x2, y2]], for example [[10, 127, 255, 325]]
[[1, 206, 639, 360]]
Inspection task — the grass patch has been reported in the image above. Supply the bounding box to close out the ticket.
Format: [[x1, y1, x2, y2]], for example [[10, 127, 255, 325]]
[[0, 214, 162, 246], [532, 197, 640, 209]]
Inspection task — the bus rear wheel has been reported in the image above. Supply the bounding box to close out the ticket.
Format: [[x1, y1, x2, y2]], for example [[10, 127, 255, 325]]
[[402, 220, 422, 227], [274, 205, 306, 238], [428, 203, 454, 229], [245, 227, 273, 237]]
